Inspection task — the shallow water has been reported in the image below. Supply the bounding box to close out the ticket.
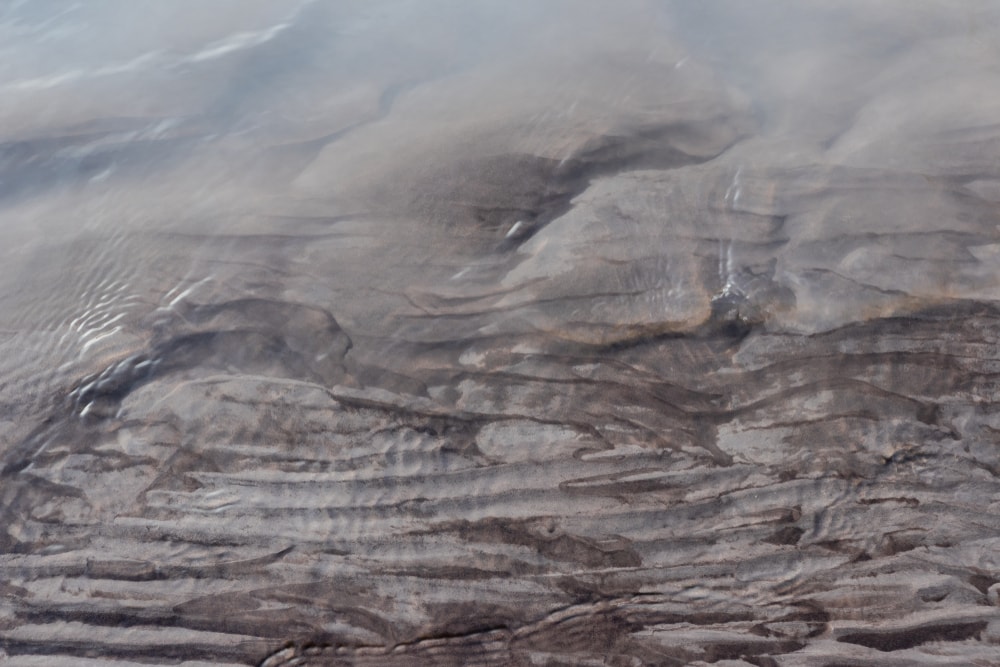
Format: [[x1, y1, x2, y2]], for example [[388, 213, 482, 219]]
[[3, 2, 1000, 665]]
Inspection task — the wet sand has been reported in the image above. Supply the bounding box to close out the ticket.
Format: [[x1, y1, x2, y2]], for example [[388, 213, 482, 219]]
[[3, 1, 1000, 664]]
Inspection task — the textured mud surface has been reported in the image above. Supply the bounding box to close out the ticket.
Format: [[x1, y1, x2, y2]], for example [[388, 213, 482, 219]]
[[3, 1, 1000, 665]]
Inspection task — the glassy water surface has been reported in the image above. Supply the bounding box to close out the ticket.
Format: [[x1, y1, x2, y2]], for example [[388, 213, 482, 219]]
[[3, 2, 1000, 664]]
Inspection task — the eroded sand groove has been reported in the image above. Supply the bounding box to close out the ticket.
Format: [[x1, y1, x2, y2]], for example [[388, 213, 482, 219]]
[[3, 1, 1000, 665]]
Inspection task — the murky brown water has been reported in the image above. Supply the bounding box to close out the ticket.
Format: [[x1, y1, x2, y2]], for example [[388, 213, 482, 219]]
[[3, 2, 1000, 665]]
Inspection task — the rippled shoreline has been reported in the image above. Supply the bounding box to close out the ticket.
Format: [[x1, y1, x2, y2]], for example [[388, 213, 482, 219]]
[[3, 2, 1000, 665]]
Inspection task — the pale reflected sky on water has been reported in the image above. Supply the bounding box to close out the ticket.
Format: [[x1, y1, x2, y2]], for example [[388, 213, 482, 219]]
[[1, 1, 1000, 388]]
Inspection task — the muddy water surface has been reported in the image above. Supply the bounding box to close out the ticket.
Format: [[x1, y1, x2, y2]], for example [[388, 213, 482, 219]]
[[3, 2, 1000, 665]]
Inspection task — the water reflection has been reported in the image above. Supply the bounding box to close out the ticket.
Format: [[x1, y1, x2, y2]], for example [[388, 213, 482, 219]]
[[2, 2, 1000, 664]]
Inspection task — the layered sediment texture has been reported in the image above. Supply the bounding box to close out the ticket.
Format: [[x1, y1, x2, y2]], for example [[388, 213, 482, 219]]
[[3, 1, 1000, 665]]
